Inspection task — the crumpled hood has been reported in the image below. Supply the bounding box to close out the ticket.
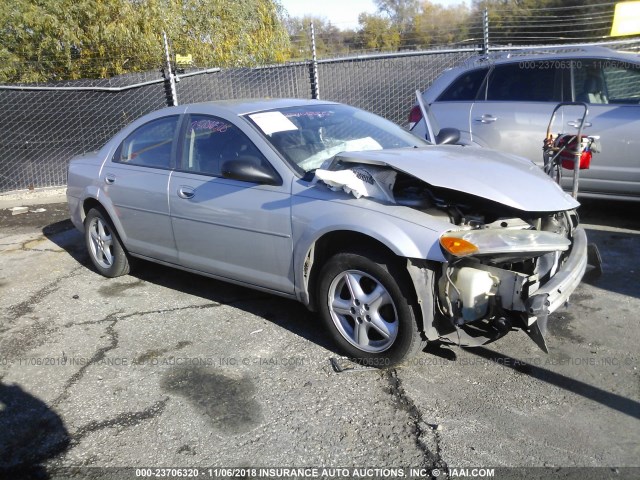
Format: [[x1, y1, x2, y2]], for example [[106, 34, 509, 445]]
[[335, 145, 580, 212]]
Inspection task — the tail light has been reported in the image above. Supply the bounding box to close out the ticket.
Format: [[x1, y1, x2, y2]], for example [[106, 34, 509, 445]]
[[408, 105, 422, 128]]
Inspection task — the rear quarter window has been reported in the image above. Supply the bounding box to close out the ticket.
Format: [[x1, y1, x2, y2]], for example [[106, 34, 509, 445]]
[[604, 64, 640, 103], [437, 68, 489, 101]]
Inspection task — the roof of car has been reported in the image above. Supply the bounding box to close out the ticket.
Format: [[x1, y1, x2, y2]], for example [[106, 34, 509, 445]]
[[420, 45, 640, 102], [461, 45, 640, 68], [193, 98, 340, 116]]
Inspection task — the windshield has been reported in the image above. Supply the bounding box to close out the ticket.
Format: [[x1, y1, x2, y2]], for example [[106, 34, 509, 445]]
[[245, 104, 428, 173]]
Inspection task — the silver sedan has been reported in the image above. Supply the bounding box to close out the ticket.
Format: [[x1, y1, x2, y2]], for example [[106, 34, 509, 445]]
[[67, 99, 587, 365]]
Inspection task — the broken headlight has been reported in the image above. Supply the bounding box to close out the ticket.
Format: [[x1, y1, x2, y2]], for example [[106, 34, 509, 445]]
[[440, 229, 570, 259]]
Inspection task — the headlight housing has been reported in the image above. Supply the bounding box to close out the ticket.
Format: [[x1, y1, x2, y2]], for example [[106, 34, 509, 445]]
[[440, 229, 570, 258]]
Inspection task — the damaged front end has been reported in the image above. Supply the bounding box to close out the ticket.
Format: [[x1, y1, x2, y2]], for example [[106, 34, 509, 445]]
[[435, 211, 587, 352], [320, 147, 587, 352], [392, 170, 588, 352], [316, 150, 589, 352]]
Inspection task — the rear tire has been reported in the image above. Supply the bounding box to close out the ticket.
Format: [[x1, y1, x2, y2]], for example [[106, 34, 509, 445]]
[[84, 208, 130, 278], [317, 248, 425, 367]]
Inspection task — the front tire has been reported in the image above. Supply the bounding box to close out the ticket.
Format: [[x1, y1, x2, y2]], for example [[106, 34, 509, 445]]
[[317, 248, 425, 367], [84, 208, 130, 278]]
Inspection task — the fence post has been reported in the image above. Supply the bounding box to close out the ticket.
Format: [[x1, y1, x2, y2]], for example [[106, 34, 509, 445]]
[[483, 9, 490, 54], [162, 31, 178, 106], [309, 22, 320, 99]]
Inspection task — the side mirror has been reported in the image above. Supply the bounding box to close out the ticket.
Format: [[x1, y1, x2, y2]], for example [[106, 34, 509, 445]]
[[436, 127, 461, 145], [221, 157, 282, 186]]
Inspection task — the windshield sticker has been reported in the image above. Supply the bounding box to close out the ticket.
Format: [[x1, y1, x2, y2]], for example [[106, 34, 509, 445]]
[[249, 111, 298, 136]]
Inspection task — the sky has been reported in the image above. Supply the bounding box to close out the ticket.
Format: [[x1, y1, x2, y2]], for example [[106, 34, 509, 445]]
[[279, 0, 470, 30]]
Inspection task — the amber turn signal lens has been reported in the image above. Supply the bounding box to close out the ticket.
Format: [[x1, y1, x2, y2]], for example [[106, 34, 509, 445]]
[[440, 236, 479, 257]]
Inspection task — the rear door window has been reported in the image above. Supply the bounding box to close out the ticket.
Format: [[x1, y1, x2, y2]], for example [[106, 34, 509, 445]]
[[115, 116, 179, 169], [486, 62, 560, 102]]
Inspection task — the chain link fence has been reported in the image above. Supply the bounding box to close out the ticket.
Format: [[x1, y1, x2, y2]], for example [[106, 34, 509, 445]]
[[1, 38, 639, 193], [316, 49, 478, 126], [0, 72, 168, 192], [175, 64, 313, 105]]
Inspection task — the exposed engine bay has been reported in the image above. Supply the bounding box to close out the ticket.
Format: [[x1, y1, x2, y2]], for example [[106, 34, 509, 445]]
[[394, 171, 580, 351], [315, 163, 585, 352]]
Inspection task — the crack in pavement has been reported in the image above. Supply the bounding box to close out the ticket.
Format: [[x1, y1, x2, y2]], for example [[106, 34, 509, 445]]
[[384, 369, 447, 474], [8, 290, 272, 464], [65, 303, 225, 328], [71, 397, 170, 445], [2, 223, 82, 254], [5, 265, 85, 323], [45, 307, 169, 465], [43, 398, 170, 470], [64, 295, 273, 328], [1, 235, 53, 252], [52, 310, 122, 408], [53, 295, 271, 405]]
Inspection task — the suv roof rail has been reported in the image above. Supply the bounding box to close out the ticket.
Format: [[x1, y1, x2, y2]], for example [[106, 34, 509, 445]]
[[467, 45, 616, 66]]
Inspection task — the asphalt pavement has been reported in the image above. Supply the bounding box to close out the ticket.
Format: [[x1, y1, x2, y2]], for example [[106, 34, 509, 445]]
[[0, 197, 638, 480]]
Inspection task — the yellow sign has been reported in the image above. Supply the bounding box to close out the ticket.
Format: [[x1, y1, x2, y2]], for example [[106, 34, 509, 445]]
[[611, 1, 640, 36], [176, 54, 193, 65]]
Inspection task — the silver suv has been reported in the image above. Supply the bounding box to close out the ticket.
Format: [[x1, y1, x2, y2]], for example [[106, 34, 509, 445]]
[[410, 46, 640, 200]]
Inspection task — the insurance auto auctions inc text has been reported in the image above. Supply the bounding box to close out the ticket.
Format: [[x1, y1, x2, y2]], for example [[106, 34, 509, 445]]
[[203, 467, 495, 478]]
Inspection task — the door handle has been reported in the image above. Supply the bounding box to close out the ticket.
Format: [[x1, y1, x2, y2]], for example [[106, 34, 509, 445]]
[[105, 174, 116, 184], [474, 114, 498, 124], [177, 186, 195, 199], [567, 120, 592, 128]]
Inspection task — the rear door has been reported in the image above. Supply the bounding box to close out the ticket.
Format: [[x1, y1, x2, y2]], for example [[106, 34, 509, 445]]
[[102, 115, 180, 262], [567, 58, 640, 196], [168, 113, 295, 294], [429, 67, 489, 144], [470, 61, 563, 161]]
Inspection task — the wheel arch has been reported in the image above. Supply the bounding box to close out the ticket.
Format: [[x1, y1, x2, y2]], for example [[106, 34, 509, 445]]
[[303, 230, 413, 310], [81, 196, 128, 246], [310, 230, 433, 362]]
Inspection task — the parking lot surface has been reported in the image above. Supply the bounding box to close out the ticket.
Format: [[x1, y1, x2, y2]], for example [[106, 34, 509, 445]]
[[0, 199, 638, 480]]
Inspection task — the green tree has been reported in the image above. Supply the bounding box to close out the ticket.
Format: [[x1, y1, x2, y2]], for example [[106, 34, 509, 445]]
[[407, 1, 471, 48], [358, 0, 471, 51], [470, 0, 615, 45], [374, 0, 420, 35], [357, 13, 401, 52], [0, 0, 290, 83], [284, 15, 357, 60], [167, 0, 290, 67]]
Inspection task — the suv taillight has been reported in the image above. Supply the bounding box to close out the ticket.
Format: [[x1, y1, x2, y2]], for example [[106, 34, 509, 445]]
[[408, 105, 422, 128]]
